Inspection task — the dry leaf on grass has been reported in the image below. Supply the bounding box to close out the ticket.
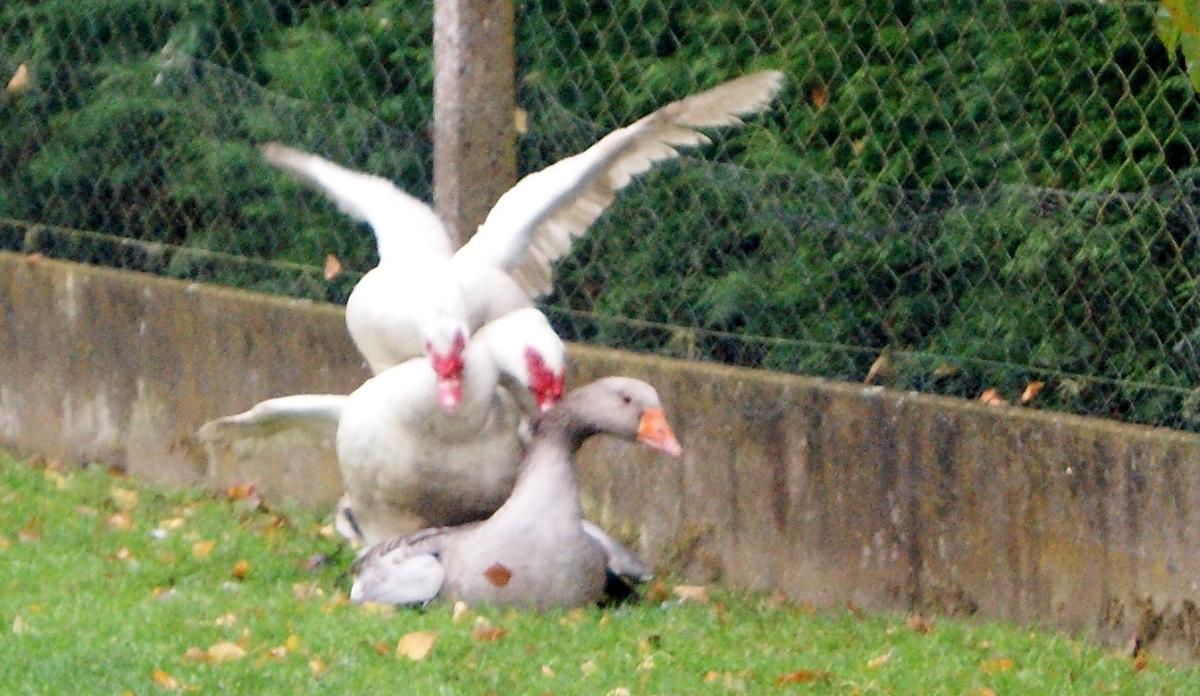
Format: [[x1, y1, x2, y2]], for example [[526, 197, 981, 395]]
[[292, 582, 325, 600], [150, 668, 180, 690], [906, 614, 934, 634], [226, 483, 255, 501], [541, 665, 555, 678], [207, 641, 246, 663], [472, 617, 509, 643], [191, 540, 215, 560], [774, 669, 832, 685], [672, 584, 709, 603], [308, 658, 327, 677], [644, 578, 669, 603], [866, 650, 892, 669], [451, 600, 471, 624], [11, 615, 27, 635], [980, 657, 1013, 674], [231, 559, 250, 580], [974, 688, 997, 696], [181, 647, 206, 662], [1132, 653, 1150, 672], [580, 660, 597, 677], [356, 601, 395, 617], [106, 513, 132, 532], [396, 631, 437, 660], [110, 487, 139, 512], [17, 519, 42, 543]]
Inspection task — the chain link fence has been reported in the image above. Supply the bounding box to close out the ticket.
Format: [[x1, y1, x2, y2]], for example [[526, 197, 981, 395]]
[[3, 0, 1199, 430]]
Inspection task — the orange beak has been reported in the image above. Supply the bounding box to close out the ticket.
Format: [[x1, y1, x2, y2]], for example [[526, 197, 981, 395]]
[[636, 408, 682, 457]]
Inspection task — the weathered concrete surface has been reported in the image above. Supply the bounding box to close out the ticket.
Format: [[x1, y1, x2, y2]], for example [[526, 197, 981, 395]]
[[0, 252, 363, 507], [3, 251, 1200, 656]]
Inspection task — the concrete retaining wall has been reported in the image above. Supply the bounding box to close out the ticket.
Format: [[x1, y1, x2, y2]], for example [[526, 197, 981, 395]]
[[3, 250, 1199, 655]]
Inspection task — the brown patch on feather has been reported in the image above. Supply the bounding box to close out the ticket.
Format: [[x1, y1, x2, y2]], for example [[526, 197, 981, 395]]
[[483, 562, 512, 587]]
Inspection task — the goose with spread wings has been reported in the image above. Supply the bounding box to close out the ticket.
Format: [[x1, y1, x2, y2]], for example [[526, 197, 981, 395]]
[[260, 70, 785, 411]]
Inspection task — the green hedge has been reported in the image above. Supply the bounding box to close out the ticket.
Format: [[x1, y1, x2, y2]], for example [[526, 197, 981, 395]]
[[2, 0, 1199, 427]]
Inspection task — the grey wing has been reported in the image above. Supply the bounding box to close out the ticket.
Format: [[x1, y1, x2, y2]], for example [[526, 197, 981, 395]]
[[348, 523, 483, 606], [350, 521, 481, 576]]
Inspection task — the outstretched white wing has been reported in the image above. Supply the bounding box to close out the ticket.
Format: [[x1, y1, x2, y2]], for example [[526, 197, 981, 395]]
[[454, 70, 786, 296], [197, 394, 347, 442], [260, 143, 453, 261]]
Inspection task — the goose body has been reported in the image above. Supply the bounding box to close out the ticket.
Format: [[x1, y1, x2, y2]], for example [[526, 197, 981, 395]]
[[350, 377, 682, 609], [199, 308, 566, 544], [261, 70, 785, 402]]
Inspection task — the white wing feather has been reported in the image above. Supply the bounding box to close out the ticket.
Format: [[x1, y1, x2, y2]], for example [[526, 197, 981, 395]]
[[455, 70, 786, 297], [260, 143, 453, 261], [197, 394, 347, 442]]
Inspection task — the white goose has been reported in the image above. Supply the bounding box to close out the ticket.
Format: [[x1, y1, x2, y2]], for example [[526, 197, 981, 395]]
[[261, 70, 785, 409], [199, 307, 566, 544]]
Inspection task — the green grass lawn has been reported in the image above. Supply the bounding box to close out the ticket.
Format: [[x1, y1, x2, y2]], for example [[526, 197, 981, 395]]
[[1, 452, 1196, 695]]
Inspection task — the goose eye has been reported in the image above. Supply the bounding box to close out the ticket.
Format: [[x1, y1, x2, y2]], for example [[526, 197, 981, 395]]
[[621, 394, 632, 405]]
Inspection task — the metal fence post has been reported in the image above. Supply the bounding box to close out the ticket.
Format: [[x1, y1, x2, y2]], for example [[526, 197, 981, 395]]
[[432, 0, 516, 247]]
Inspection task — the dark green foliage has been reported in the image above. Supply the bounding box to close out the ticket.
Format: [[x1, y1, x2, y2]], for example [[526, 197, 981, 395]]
[[2, 0, 1199, 428]]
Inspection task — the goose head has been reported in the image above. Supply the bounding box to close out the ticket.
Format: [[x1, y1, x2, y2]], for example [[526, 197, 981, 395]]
[[488, 308, 566, 412], [422, 277, 472, 412], [420, 298, 471, 413], [555, 376, 682, 456]]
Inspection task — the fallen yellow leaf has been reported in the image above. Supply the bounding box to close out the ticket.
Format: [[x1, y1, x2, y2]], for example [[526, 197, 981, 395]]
[[213, 613, 237, 627], [110, 487, 139, 512], [292, 582, 325, 600], [107, 512, 133, 532], [513, 107, 529, 134], [285, 634, 301, 652], [7, 63, 29, 94], [207, 641, 246, 663], [472, 617, 508, 643], [17, 519, 41, 543], [704, 670, 720, 683], [191, 540, 215, 560], [451, 600, 470, 624], [866, 650, 893, 669], [907, 614, 933, 634], [775, 669, 832, 685], [1020, 381, 1045, 404], [975, 688, 998, 696], [181, 646, 205, 662], [978, 388, 1008, 407], [0, 536, 10, 551], [397, 631, 437, 660], [671, 584, 709, 603], [541, 665, 555, 678], [231, 559, 250, 580], [150, 668, 180, 690], [308, 658, 327, 677], [644, 578, 669, 603], [357, 601, 395, 617], [580, 660, 597, 676], [980, 657, 1014, 674], [226, 483, 256, 501], [12, 615, 27, 635], [323, 254, 343, 281]]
